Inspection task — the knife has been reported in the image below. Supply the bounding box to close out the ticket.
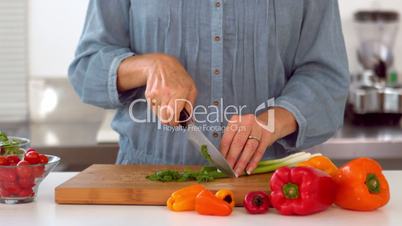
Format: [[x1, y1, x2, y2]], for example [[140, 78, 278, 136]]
[[179, 110, 236, 178]]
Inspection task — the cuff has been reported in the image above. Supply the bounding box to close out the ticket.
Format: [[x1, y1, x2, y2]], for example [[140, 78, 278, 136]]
[[107, 52, 135, 107], [274, 97, 307, 150]]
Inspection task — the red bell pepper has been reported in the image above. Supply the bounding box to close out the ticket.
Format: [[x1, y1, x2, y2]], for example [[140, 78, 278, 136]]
[[270, 166, 337, 215], [243, 191, 270, 214]]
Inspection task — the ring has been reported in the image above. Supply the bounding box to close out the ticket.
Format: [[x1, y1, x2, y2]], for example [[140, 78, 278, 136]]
[[151, 98, 160, 106], [248, 135, 261, 143]]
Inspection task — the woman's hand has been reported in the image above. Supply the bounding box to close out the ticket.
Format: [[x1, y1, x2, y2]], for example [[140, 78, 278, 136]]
[[117, 53, 197, 126], [220, 108, 297, 177]]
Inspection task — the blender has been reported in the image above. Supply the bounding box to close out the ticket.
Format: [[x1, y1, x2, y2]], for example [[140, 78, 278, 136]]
[[348, 10, 402, 125]]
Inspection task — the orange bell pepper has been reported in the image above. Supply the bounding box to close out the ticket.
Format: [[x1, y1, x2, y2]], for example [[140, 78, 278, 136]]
[[166, 184, 205, 211], [334, 158, 390, 211], [195, 189, 233, 216], [297, 155, 338, 177], [215, 189, 235, 208]]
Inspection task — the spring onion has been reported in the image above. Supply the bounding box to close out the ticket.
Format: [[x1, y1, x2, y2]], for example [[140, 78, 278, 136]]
[[257, 152, 309, 166], [252, 153, 322, 174], [146, 147, 323, 182]]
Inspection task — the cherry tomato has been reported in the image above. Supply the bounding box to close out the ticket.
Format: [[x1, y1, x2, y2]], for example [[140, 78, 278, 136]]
[[6, 155, 21, 166], [26, 148, 38, 154], [18, 177, 35, 189], [0, 156, 9, 166], [0, 169, 7, 181], [38, 154, 48, 164], [16, 160, 33, 178], [24, 151, 40, 164], [33, 165, 45, 178], [0, 187, 13, 197], [18, 188, 34, 197], [2, 181, 21, 195], [0, 168, 17, 182]]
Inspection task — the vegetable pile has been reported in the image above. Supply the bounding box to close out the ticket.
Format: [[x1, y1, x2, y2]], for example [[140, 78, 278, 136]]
[[146, 166, 227, 183], [163, 153, 391, 217], [0, 147, 49, 198]]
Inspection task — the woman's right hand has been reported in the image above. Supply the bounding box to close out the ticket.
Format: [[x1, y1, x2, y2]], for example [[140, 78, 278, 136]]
[[117, 53, 197, 126]]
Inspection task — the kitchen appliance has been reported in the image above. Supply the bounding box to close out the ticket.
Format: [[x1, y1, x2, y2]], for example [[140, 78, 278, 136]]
[[55, 164, 270, 206], [348, 10, 402, 124]]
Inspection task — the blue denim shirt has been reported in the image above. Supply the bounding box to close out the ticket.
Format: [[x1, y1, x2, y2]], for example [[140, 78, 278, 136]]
[[68, 0, 349, 165]]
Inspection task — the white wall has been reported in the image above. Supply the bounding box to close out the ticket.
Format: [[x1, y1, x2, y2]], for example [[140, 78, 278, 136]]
[[29, 0, 88, 78], [28, 0, 402, 77]]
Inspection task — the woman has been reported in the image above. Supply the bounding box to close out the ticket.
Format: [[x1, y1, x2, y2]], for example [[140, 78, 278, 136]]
[[69, 0, 349, 177]]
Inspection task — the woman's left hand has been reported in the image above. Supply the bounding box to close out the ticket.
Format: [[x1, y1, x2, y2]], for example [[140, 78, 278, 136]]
[[220, 108, 297, 177]]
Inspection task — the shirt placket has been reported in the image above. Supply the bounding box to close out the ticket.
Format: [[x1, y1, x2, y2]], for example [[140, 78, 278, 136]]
[[210, 0, 224, 146]]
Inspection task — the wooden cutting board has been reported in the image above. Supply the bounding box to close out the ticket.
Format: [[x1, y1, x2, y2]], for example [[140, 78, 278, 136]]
[[55, 164, 271, 207]]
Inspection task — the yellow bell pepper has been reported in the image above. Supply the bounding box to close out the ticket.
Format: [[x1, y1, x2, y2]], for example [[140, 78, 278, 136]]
[[166, 184, 205, 211], [297, 155, 338, 177], [215, 189, 235, 208]]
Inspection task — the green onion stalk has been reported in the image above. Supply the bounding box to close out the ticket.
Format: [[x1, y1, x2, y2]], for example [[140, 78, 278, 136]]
[[146, 149, 321, 183], [252, 152, 321, 174]]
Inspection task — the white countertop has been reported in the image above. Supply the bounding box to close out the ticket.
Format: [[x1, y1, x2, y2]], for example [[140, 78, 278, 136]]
[[1, 171, 401, 226]]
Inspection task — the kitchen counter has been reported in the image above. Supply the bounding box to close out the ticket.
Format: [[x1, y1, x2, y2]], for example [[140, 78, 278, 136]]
[[0, 171, 401, 226], [3, 117, 402, 171]]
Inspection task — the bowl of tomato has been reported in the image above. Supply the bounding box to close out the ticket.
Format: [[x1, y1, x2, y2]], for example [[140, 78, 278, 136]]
[[0, 148, 60, 204]]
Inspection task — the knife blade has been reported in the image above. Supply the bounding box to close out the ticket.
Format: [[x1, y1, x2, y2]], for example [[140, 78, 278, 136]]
[[179, 110, 236, 177]]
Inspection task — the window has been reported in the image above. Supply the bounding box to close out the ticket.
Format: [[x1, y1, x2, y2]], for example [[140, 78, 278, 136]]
[[0, 0, 28, 122]]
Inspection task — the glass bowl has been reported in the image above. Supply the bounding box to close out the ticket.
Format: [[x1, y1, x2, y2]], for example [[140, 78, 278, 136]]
[[0, 155, 60, 204]]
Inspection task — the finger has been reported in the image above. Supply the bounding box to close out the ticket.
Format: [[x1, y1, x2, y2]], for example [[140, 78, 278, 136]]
[[220, 115, 240, 157], [246, 133, 271, 174], [234, 127, 262, 176], [178, 88, 196, 125], [186, 87, 197, 115], [226, 123, 252, 169], [151, 104, 159, 121], [169, 98, 185, 126], [145, 87, 160, 118], [145, 96, 159, 121], [158, 98, 172, 125]]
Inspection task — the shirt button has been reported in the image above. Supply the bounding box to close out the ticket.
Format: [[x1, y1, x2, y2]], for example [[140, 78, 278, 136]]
[[212, 132, 219, 138], [214, 36, 221, 42], [215, 2, 221, 7], [212, 100, 219, 106], [214, 69, 220, 75]]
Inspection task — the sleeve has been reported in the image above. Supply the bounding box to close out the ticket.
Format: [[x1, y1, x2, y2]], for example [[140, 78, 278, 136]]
[[68, 0, 140, 109], [274, 0, 350, 151]]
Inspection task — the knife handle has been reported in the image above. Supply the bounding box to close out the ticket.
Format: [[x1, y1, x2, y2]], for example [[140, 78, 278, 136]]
[[179, 109, 191, 128]]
